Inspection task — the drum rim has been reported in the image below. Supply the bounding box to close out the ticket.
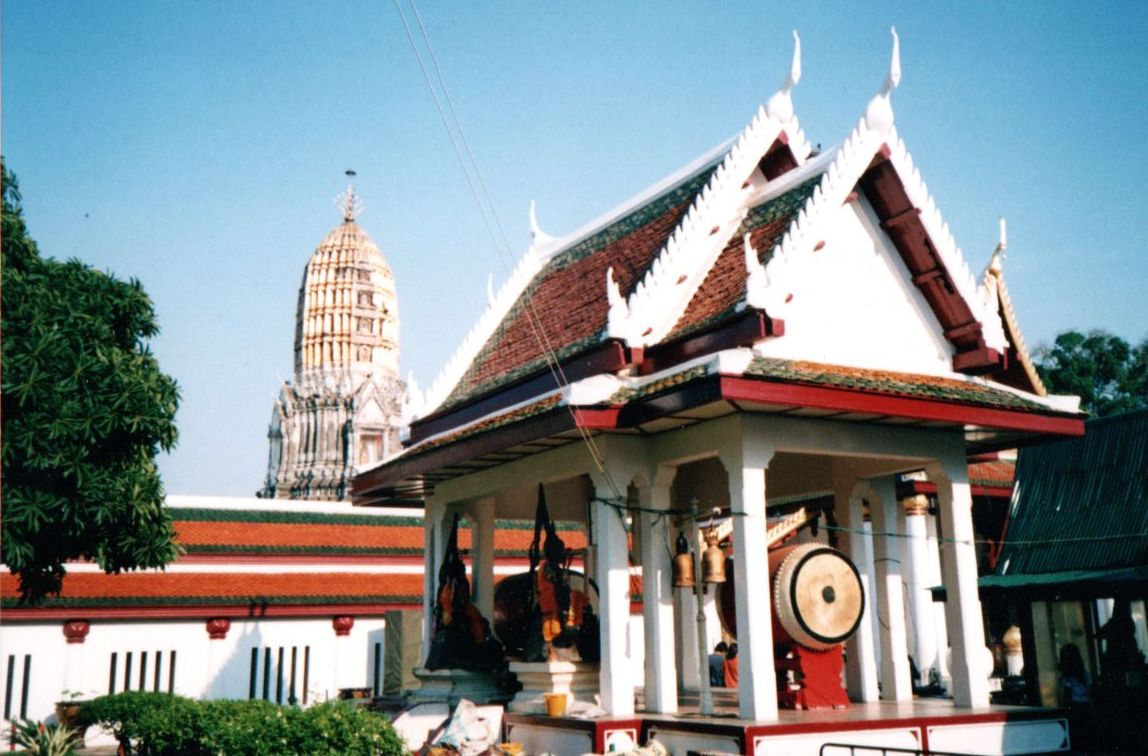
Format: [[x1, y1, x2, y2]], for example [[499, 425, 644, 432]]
[[784, 544, 865, 647]]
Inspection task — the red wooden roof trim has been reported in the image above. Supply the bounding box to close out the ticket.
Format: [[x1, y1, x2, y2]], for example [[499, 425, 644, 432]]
[[639, 310, 783, 376], [859, 154, 1003, 375], [719, 375, 1085, 436], [354, 407, 578, 500]]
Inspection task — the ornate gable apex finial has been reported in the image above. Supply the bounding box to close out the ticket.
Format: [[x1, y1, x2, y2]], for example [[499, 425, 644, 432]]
[[864, 27, 901, 134], [988, 217, 1007, 276], [529, 200, 556, 249], [766, 30, 802, 124]]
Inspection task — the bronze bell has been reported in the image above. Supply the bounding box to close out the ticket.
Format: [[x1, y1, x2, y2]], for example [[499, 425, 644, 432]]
[[701, 527, 726, 584], [672, 531, 695, 588]]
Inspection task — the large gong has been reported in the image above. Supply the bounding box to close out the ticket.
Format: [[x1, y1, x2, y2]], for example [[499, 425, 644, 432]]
[[719, 542, 864, 651]]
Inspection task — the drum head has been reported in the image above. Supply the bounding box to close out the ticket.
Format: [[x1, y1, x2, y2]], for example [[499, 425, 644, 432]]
[[774, 543, 864, 650]]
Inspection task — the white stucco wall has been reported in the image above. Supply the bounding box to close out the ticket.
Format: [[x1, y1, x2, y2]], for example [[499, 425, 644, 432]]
[[0, 615, 387, 727], [755, 197, 955, 376]]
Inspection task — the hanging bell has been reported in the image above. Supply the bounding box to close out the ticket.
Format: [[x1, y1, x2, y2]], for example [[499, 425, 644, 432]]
[[701, 528, 726, 584], [672, 531, 695, 588]]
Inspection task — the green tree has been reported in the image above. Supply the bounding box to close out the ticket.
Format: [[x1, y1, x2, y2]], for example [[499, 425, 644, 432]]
[[2, 161, 181, 602], [1034, 329, 1148, 417]]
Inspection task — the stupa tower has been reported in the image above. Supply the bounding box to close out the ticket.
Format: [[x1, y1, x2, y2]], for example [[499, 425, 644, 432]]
[[261, 180, 405, 500]]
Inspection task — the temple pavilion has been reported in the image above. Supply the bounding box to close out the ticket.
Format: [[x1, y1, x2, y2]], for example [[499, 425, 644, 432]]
[[354, 31, 1086, 754]]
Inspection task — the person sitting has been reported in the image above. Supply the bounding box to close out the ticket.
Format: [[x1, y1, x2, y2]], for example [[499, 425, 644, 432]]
[[723, 643, 739, 689], [708, 641, 729, 687], [1059, 644, 1091, 708]]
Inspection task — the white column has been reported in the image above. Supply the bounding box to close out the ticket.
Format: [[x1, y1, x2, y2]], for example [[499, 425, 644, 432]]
[[903, 494, 940, 684], [839, 485, 879, 702], [638, 473, 678, 713], [870, 476, 913, 701], [926, 513, 952, 687], [472, 498, 496, 622], [722, 438, 778, 721], [929, 458, 991, 708], [592, 477, 635, 715]]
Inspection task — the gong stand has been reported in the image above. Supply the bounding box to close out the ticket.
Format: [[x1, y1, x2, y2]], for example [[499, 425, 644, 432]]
[[673, 499, 726, 717]]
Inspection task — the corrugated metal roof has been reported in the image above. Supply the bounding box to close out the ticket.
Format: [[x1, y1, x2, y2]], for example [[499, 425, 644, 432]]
[[996, 409, 1148, 575]]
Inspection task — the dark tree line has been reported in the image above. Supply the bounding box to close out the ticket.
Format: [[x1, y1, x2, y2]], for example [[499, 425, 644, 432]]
[[1034, 330, 1148, 417]]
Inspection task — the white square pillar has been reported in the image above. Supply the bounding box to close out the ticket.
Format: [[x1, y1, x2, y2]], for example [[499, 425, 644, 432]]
[[929, 458, 991, 708], [838, 485, 879, 702], [638, 475, 678, 713], [471, 497, 496, 622], [870, 476, 913, 701], [722, 439, 778, 721], [422, 496, 448, 658], [592, 480, 635, 715]]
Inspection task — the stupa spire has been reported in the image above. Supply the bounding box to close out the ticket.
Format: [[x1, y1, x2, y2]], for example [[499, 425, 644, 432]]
[[337, 169, 363, 222]]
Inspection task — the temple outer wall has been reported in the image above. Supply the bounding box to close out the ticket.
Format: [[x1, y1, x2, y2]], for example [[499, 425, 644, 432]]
[[1, 616, 387, 727]]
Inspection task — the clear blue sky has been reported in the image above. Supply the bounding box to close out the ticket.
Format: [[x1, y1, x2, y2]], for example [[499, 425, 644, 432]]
[[4, 2, 1146, 496]]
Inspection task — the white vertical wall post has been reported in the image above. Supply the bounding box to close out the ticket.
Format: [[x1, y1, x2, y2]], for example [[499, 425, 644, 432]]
[[204, 618, 232, 699], [591, 475, 636, 716], [332, 616, 355, 693], [838, 485, 879, 702], [870, 476, 913, 701], [930, 457, 991, 708], [638, 469, 678, 713], [61, 621, 90, 699], [721, 430, 778, 721]]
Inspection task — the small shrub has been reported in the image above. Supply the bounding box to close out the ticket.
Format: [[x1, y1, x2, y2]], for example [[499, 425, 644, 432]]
[[4, 719, 79, 756], [80, 691, 204, 755], [292, 701, 405, 755], [80, 692, 404, 755]]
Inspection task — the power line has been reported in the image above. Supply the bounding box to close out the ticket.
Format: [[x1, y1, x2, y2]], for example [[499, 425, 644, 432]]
[[394, 0, 623, 497]]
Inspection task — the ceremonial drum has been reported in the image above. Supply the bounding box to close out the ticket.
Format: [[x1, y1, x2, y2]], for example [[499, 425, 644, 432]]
[[719, 542, 865, 650]]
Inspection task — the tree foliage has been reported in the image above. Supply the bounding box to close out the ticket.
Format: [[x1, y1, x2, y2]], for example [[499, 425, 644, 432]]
[[2, 161, 181, 602], [1034, 329, 1148, 417]]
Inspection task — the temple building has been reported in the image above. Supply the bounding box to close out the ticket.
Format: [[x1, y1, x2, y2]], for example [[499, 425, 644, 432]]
[[355, 31, 1088, 753], [261, 186, 405, 500]]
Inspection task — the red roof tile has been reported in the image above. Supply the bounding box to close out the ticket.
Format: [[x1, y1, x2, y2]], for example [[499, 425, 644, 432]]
[[1, 571, 425, 608], [669, 177, 819, 339], [968, 459, 1015, 489], [442, 168, 717, 409]]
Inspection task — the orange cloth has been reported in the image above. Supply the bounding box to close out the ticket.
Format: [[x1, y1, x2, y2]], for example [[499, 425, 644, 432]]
[[723, 657, 739, 688]]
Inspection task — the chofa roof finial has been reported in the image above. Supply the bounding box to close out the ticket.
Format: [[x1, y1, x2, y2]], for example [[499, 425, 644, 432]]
[[529, 200, 554, 244], [766, 30, 802, 123], [989, 217, 1007, 276], [864, 27, 901, 134]]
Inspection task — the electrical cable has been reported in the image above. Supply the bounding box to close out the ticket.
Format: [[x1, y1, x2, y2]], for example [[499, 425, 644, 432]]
[[396, 0, 624, 500]]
